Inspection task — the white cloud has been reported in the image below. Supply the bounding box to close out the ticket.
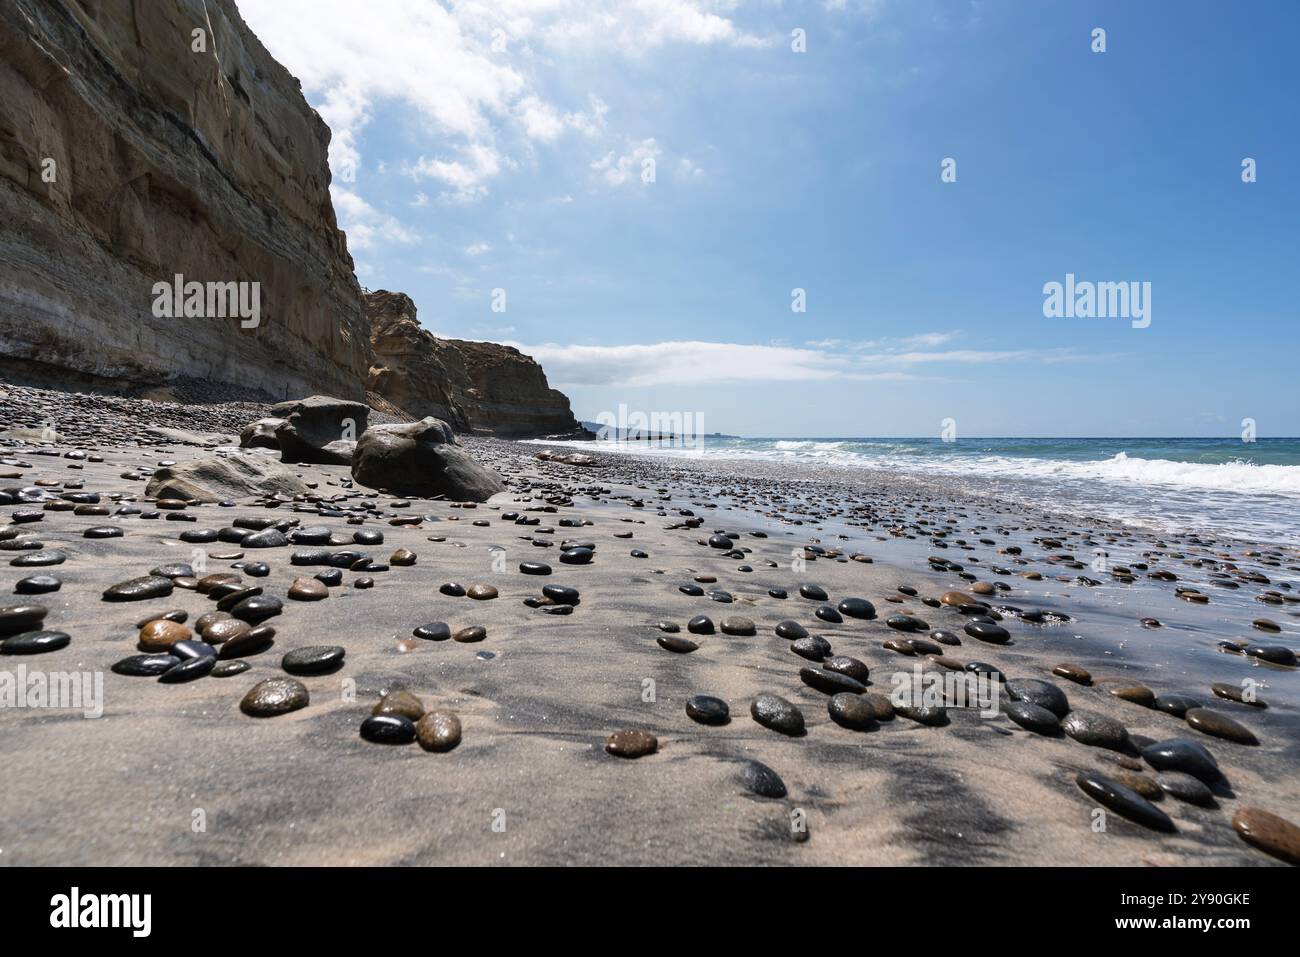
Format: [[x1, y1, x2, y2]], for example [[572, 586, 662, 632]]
[[592, 138, 663, 185], [502, 338, 1111, 387], [330, 186, 419, 249], [465, 242, 493, 256]]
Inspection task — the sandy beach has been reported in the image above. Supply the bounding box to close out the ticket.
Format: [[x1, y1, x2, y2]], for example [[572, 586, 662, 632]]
[[2, 387, 1296, 867]]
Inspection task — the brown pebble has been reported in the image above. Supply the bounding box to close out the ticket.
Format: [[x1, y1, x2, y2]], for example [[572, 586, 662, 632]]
[[416, 710, 462, 751], [137, 619, 192, 653], [605, 729, 658, 758], [390, 548, 418, 566], [1232, 807, 1300, 865], [467, 584, 498, 600], [1052, 662, 1092, 684], [1109, 684, 1155, 707], [373, 691, 425, 722], [287, 576, 328, 601], [1186, 707, 1259, 745]]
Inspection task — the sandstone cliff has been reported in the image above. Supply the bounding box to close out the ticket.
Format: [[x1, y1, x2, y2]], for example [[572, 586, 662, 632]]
[[0, 0, 371, 399], [365, 290, 580, 436]]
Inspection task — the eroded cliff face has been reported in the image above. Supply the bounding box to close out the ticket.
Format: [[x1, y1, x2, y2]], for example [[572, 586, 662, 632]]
[[366, 290, 580, 436], [0, 0, 371, 399]]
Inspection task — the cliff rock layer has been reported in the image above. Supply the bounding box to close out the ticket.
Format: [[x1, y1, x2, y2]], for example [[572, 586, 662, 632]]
[[365, 290, 579, 436], [0, 0, 371, 399]]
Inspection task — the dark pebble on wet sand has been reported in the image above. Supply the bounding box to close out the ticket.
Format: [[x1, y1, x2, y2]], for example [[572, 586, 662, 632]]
[[1140, 739, 1220, 782], [775, 619, 809, 640], [240, 677, 309, 717], [657, 635, 698, 653], [741, 760, 787, 798], [1061, 710, 1129, 750], [454, 625, 487, 643], [1184, 707, 1258, 745], [1075, 772, 1175, 832], [1156, 771, 1215, 807], [964, 621, 1009, 643], [828, 693, 877, 730], [687, 615, 714, 635], [230, 595, 282, 624], [1005, 700, 1060, 734], [519, 561, 551, 575], [1, 629, 70, 655], [605, 729, 658, 758], [800, 666, 865, 696], [837, 597, 876, 619], [281, 645, 345, 675], [792, 635, 832, 661], [0, 603, 47, 636], [1005, 678, 1070, 718], [685, 695, 729, 724], [542, 585, 580, 605], [102, 576, 174, 602], [15, 575, 60, 595], [414, 622, 451, 641], [159, 655, 216, 683], [112, 653, 180, 676], [751, 694, 805, 735], [211, 660, 251, 678], [361, 714, 417, 744]]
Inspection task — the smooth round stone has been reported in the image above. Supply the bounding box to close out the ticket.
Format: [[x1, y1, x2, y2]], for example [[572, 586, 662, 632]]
[[941, 590, 975, 606], [216, 586, 263, 610], [1075, 772, 1175, 832], [823, 655, 869, 683], [606, 729, 658, 758], [679, 584, 704, 597], [707, 590, 733, 604], [1005, 678, 1070, 718], [719, 616, 755, 636], [315, 568, 343, 587], [740, 760, 787, 798], [82, 526, 124, 540], [102, 576, 174, 602], [9, 550, 65, 570], [14, 575, 60, 595], [1157, 771, 1215, 806], [837, 597, 876, 619], [542, 585, 580, 605], [211, 660, 251, 678], [149, 563, 192, 579], [240, 677, 309, 717], [1, 629, 70, 655], [1108, 769, 1163, 800], [354, 577, 375, 589], [1109, 684, 1155, 707], [687, 615, 714, 635], [243, 562, 271, 578], [630, 549, 649, 559], [230, 595, 283, 624], [353, 529, 385, 546], [1185, 707, 1258, 745], [1232, 807, 1300, 866], [217, 626, 275, 659], [439, 582, 466, 597], [1052, 662, 1092, 684], [287, 577, 328, 601], [1141, 738, 1221, 782], [179, 529, 219, 544], [171, 639, 216, 660], [906, 637, 942, 655], [281, 645, 345, 675], [750, 693, 805, 736], [0, 603, 47, 635], [413, 622, 451, 641], [775, 619, 809, 640], [791, 635, 832, 661], [964, 621, 1009, 643], [1005, 700, 1060, 734], [159, 655, 216, 683], [138, 619, 192, 653], [1153, 693, 1201, 717], [291, 548, 333, 566], [559, 547, 593, 565], [361, 714, 417, 744], [801, 666, 866, 696], [390, 548, 418, 566], [798, 583, 829, 601], [1061, 709, 1129, 750], [112, 653, 181, 676], [1245, 644, 1298, 666], [895, 702, 947, 726], [1211, 682, 1266, 708], [887, 615, 928, 632], [828, 693, 877, 730], [467, 584, 498, 600], [768, 588, 788, 599], [453, 625, 487, 643], [860, 692, 896, 721], [929, 629, 961, 646], [374, 691, 426, 721], [290, 527, 332, 545], [242, 529, 289, 548], [202, 619, 249, 645], [685, 695, 729, 724], [656, 621, 680, 633], [814, 605, 843, 623], [519, 561, 551, 575], [707, 533, 733, 549], [416, 710, 462, 751], [657, 635, 698, 653]]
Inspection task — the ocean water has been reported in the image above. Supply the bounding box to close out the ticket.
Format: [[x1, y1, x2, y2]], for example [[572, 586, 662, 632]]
[[535, 436, 1300, 544]]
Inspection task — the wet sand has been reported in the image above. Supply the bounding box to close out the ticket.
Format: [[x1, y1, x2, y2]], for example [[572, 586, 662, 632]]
[[1, 422, 1297, 866]]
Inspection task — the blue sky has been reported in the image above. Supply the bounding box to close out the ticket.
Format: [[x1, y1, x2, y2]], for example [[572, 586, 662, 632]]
[[240, 0, 1299, 437]]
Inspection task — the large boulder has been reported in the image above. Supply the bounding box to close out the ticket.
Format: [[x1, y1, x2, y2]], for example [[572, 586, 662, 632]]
[[272, 396, 369, 465], [144, 454, 311, 503], [240, 418, 285, 450], [351, 417, 505, 502]]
